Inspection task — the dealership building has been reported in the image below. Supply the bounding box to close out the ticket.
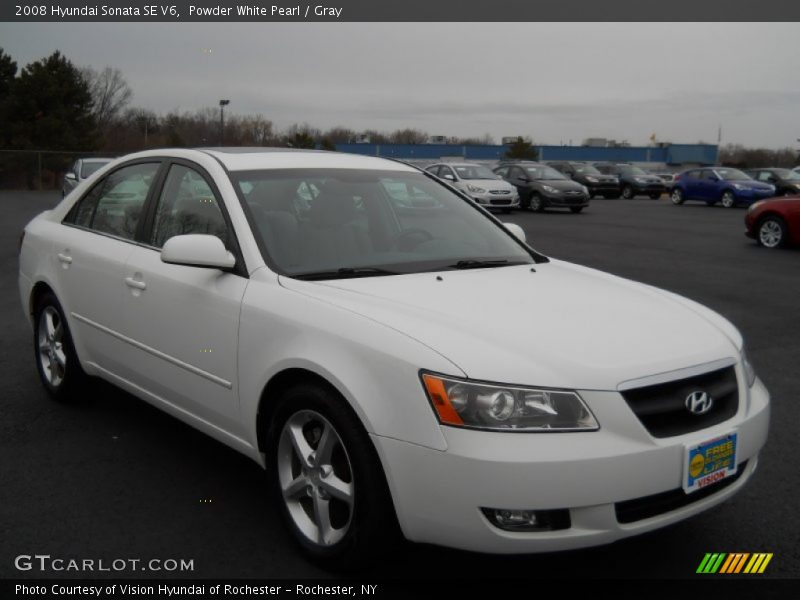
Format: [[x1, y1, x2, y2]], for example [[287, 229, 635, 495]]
[[334, 142, 718, 170]]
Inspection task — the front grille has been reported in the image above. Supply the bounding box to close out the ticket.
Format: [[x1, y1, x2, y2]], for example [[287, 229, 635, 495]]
[[615, 460, 748, 524], [621, 366, 738, 438], [489, 190, 510, 195]]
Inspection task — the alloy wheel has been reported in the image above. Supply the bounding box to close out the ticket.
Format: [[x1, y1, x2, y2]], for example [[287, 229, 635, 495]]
[[277, 410, 354, 547], [721, 192, 736, 208], [759, 220, 783, 248], [37, 306, 66, 387]]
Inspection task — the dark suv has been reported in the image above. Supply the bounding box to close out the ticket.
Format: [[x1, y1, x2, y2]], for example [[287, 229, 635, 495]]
[[593, 163, 666, 199], [546, 161, 621, 199], [494, 161, 590, 213], [745, 168, 800, 197]]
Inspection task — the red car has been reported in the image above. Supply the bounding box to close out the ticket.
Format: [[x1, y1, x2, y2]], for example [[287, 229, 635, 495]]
[[745, 196, 800, 248]]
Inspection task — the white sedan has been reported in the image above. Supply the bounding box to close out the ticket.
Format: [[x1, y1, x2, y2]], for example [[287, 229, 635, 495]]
[[19, 148, 769, 565]]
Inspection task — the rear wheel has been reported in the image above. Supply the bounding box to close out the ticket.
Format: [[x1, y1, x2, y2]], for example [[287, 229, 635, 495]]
[[621, 185, 634, 199], [757, 216, 787, 249], [268, 383, 398, 568], [670, 188, 685, 205], [721, 190, 737, 208], [529, 193, 544, 212], [33, 292, 88, 400]]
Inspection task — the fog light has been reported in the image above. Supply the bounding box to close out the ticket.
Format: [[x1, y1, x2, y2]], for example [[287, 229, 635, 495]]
[[481, 508, 571, 532]]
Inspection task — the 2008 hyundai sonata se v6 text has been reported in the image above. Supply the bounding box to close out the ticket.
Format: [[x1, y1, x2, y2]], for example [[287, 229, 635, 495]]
[[18, 148, 769, 565]]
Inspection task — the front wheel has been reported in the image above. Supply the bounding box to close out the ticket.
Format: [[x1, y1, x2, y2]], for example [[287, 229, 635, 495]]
[[621, 185, 634, 199], [268, 384, 398, 567], [670, 188, 685, 205], [529, 193, 545, 212], [757, 216, 787, 249], [33, 291, 88, 400], [721, 191, 737, 208]]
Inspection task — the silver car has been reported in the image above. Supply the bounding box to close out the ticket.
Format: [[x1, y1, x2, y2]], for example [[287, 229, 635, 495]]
[[62, 158, 112, 197], [426, 162, 520, 211]]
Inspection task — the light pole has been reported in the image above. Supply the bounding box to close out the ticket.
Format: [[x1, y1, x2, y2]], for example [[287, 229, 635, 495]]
[[219, 99, 230, 145]]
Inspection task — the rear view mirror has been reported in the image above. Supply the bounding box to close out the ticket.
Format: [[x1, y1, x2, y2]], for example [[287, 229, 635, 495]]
[[442, 174, 455, 181], [502, 222, 526, 244], [161, 234, 236, 270], [65, 172, 77, 181]]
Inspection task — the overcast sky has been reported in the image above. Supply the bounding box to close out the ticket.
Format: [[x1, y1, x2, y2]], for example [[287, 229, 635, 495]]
[[1, 22, 799, 148]]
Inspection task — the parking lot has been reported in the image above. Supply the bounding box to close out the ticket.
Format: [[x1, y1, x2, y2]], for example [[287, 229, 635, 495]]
[[1, 190, 798, 579]]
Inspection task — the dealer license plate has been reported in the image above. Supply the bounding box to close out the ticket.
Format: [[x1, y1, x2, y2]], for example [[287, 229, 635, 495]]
[[684, 432, 738, 494]]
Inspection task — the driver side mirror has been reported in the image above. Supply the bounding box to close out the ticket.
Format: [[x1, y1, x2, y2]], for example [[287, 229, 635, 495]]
[[502, 222, 526, 244], [161, 234, 236, 270], [65, 172, 77, 181], [442, 173, 455, 181]]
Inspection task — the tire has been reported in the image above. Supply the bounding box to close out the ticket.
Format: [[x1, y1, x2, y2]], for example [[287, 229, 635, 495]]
[[570, 207, 583, 213], [757, 216, 787, 249], [721, 190, 737, 208], [267, 383, 398, 569], [529, 193, 544, 212], [621, 185, 634, 199], [670, 188, 685, 205], [33, 291, 88, 401]]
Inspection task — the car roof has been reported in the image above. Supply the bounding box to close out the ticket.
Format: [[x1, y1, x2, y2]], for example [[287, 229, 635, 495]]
[[115, 147, 418, 173]]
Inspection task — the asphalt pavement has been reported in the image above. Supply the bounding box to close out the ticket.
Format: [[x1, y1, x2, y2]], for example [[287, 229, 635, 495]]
[[1, 191, 797, 580]]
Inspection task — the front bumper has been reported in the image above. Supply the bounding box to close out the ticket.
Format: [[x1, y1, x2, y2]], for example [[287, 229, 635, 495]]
[[734, 189, 775, 204], [374, 376, 769, 553], [543, 193, 590, 208], [471, 191, 520, 208], [587, 184, 620, 196]]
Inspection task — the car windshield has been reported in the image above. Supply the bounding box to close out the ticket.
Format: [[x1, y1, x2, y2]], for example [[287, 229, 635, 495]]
[[232, 169, 539, 278], [715, 168, 751, 181], [81, 161, 109, 178], [453, 165, 497, 180], [573, 164, 601, 175], [525, 166, 567, 180], [621, 166, 648, 177], [771, 168, 800, 181]]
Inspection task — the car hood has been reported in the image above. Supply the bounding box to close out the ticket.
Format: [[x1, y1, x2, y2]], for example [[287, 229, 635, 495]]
[[729, 180, 773, 191], [279, 262, 740, 390], [535, 179, 585, 191], [461, 178, 516, 191]]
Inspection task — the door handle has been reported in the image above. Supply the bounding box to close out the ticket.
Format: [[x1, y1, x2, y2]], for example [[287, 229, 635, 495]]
[[57, 253, 72, 264], [124, 277, 147, 290]]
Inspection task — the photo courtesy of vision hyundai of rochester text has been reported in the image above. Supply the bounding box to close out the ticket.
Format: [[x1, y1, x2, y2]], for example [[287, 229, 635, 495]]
[[19, 148, 769, 565]]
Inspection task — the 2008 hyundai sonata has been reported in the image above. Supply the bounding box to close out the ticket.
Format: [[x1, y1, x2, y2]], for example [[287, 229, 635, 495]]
[[18, 148, 769, 565]]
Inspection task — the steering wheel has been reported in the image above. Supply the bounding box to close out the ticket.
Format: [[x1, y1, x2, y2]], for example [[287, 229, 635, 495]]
[[392, 228, 434, 251]]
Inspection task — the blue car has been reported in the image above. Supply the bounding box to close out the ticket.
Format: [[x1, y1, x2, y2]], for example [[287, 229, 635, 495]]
[[670, 167, 775, 208]]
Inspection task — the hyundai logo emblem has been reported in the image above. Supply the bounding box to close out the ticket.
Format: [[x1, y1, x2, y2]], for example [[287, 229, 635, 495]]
[[685, 391, 714, 415]]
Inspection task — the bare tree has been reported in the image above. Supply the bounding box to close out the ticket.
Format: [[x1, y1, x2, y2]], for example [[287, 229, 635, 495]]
[[82, 66, 133, 131], [389, 128, 428, 144]]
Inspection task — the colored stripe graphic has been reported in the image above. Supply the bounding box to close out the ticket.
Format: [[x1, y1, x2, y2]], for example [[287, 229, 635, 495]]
[[698, 552, 773, 574]]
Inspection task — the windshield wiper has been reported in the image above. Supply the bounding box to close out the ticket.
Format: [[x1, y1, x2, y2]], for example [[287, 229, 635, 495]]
[[450, 259, 515, 270], [292, 267, 399, 281]]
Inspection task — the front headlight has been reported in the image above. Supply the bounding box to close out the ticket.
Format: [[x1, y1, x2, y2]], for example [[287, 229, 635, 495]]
[[585, 176, 598, 183], [741, 348, 756, 388], [421, 373, 599, 431], [635, 177, 648, 183], [748, 200, 765, 212], [542, 185, 560, 194], [580, 185, 589, 195], [467, 184, 486, 193], [733, 183, 747, 190]]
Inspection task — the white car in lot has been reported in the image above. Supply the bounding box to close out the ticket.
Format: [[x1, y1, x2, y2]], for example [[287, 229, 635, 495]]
[[425, 162, 519, 210], [19, 148, 769, 565]]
